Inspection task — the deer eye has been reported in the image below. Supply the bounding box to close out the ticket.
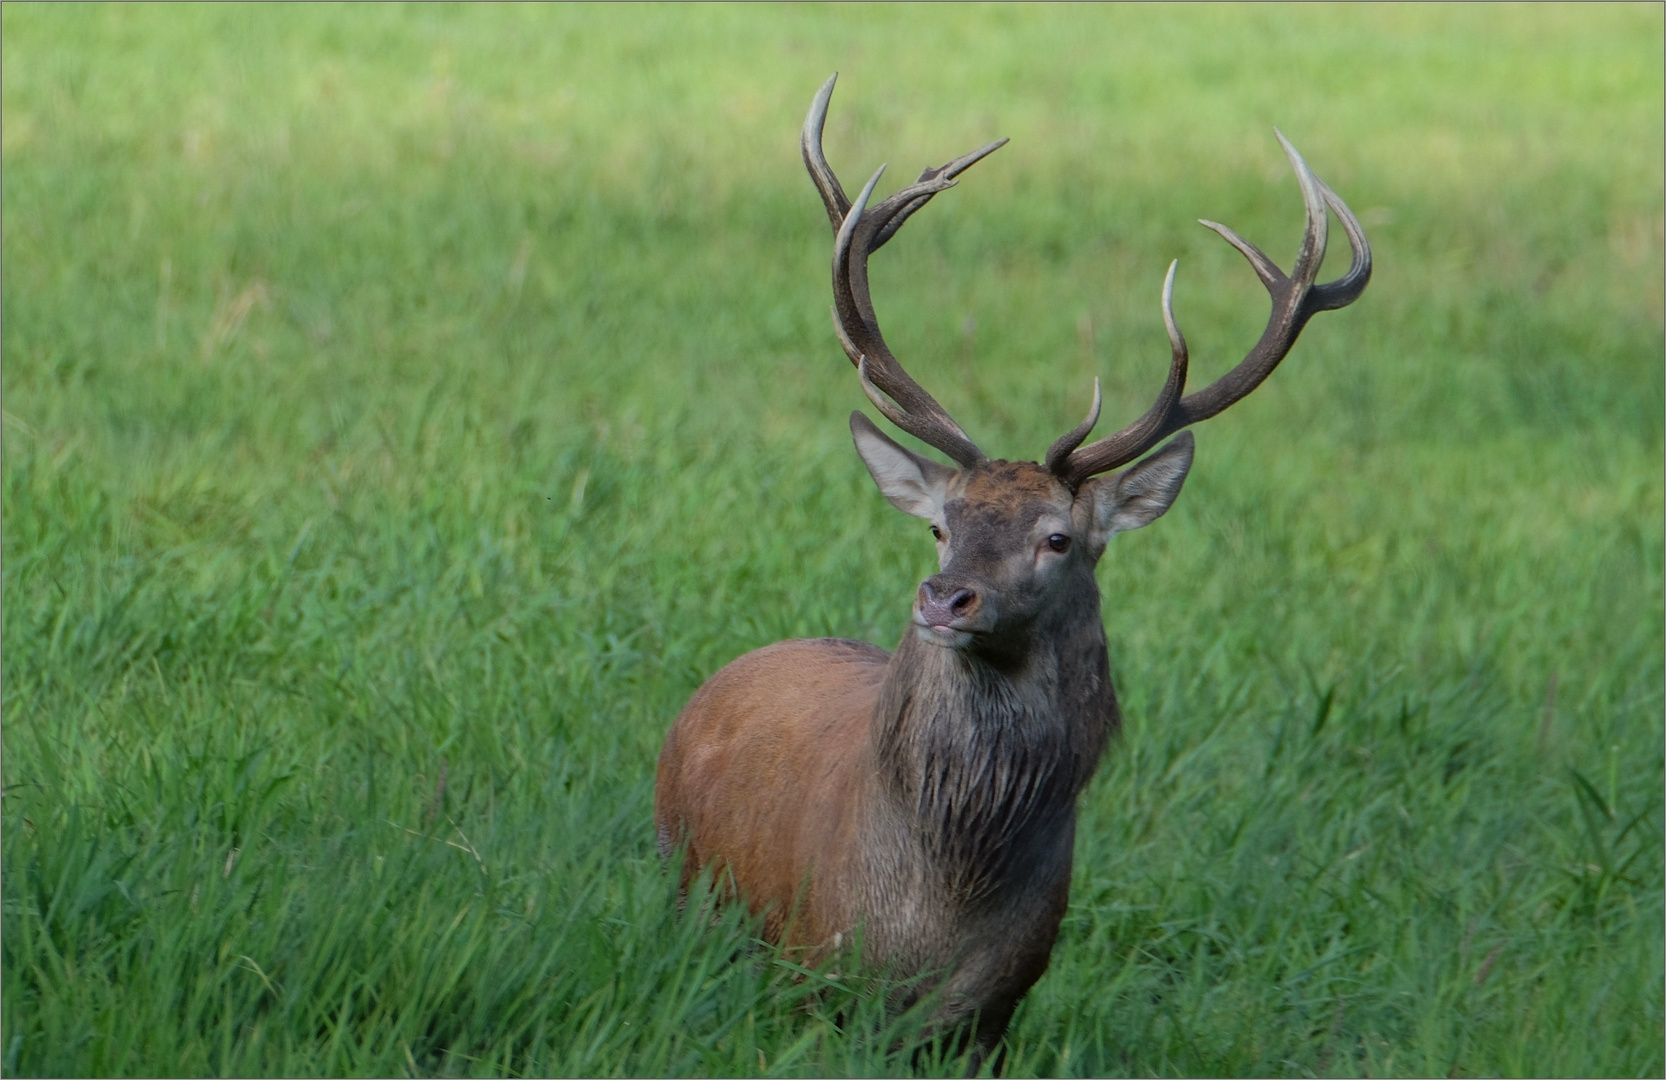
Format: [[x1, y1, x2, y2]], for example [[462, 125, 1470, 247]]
[[930, 526, 944, 542], [1047, 534, 1071, 553]]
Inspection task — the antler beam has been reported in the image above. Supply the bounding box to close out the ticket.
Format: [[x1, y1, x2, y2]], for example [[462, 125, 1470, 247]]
[[1051, 132, 1372, 488], [803, 74, 1007, 468]]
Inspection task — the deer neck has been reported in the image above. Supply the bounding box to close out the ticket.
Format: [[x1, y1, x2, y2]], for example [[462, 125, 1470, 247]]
[[868, 583, 1116, 897]]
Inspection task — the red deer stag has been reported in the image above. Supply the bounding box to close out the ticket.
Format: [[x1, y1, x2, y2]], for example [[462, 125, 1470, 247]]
[[655, 75, 1371, 1055]]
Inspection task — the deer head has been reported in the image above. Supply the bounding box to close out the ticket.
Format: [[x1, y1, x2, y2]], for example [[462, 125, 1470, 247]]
[[803, 74, 1370, 662]]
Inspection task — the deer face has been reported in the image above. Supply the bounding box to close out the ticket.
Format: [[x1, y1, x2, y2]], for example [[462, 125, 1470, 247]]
[[852, 413, 1195, 652], [919, 460, 1079, 648]]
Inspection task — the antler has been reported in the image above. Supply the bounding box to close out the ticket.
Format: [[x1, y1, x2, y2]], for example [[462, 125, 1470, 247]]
[[802, 74, 1007, 469], [1048, 131, 1372, 488]]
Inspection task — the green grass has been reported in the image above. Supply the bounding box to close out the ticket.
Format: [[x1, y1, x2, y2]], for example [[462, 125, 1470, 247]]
[[3, 3, 1661, 1075]]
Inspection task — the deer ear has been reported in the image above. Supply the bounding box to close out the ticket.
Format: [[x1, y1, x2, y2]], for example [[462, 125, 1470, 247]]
[[1081, 431, 1194, 550], [850, 412, 955, 521]]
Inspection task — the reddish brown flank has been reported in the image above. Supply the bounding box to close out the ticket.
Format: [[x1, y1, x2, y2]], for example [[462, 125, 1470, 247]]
[[654, 74, 1371, 1061], [656, 639, 885, 945]]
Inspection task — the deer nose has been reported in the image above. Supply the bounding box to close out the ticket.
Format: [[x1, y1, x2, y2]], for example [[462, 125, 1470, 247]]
[[917, 580, 980, 626]]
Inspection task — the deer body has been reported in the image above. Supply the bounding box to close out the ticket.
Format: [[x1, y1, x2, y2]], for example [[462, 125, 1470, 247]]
[[655, 75, 1371, 1053], [657, 452, 1189, 1042], [657, 630, 1091, 1035]]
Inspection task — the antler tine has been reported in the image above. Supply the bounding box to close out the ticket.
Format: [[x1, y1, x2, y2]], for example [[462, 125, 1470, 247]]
[[1051, 262, 1190, 480], [807, 76, 1005, 469], [1308, 179, 1373, 311], [869, 137, 1009, 251], [1043, 378, 1103, 473], [1279, 129, 1331, 295], [802, 74, 851, 233], [1056, 132, 1371, 487]]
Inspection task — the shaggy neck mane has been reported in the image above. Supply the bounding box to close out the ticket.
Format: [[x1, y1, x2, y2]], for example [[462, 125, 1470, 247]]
[[872, 584, 1115, 901]]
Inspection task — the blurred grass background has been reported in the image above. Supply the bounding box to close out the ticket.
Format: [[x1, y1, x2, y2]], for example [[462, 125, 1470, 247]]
[[3, 3, 1661, 1076]]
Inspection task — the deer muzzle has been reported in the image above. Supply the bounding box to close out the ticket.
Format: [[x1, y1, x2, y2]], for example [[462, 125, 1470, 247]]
[[914, 578, 989, 645]]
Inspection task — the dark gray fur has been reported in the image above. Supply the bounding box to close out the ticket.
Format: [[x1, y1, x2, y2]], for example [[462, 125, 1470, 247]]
[[847, 460, 1123, 1051]]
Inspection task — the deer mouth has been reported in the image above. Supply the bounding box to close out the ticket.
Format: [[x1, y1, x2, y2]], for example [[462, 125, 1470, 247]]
[[915, 621, 974, 648], [912, 606, 986, 650]]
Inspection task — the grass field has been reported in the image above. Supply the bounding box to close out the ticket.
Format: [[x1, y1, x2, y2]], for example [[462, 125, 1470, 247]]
[[3, 4, 1662, 1076]]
